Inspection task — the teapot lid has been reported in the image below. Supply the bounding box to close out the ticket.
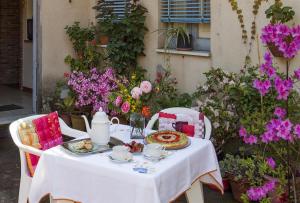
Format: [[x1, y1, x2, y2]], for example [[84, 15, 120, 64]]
[[93, 108, 109, 123]]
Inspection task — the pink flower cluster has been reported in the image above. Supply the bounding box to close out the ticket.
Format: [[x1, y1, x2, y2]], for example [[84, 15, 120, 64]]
[[254, 52, 294, 100], [247, 180, 276, 201], [68, 68, 117, 113], [260, 107, 300, 143], [260, 52, 276, 78], [253, 79, 271, 96], [274, 76, 293, 100], [239, 127, 258, 145], [130, 81, 152, 100], [266, 157, 276, 169], [261, 24, 300, 59]]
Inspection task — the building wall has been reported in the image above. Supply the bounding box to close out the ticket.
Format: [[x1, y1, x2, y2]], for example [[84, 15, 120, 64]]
[[0, 0, 21, 85], [39, 0, 300, 94], [38, 0, 92, 94], [138, 0, 212, 93], [22, 0, 33, 89], [211, 0, 300, 72]]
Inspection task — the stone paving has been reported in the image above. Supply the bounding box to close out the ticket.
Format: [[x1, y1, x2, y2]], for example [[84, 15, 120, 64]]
[[0, 124, 236, 203]]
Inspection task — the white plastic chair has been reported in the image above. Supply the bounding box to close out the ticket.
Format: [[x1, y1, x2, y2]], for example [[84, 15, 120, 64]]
[[146, 107, 212, 203], [9, 114, 87, 203], [146, 107, 212, 140]]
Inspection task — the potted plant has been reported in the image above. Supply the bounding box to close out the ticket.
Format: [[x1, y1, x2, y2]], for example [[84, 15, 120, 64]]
[[163, 26, 192, 51], [220, 154, 287, 203], [264, 1, 295, 57]]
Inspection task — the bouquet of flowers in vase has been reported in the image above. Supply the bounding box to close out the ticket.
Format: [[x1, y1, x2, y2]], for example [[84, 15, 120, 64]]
[[109, 75, 153, 138]]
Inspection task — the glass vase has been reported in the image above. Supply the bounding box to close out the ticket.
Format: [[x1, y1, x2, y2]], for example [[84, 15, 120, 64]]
[[130, 113, 145, 139]]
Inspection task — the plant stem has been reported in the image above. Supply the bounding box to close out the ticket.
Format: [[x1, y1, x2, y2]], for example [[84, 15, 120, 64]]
[[286, 59, 292, 201]]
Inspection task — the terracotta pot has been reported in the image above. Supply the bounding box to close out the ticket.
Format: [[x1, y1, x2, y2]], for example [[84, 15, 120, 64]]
[[229, 179, 249, 203], [99, 35, 109, 45], [267, 43, 283, 58], [70, 114, 86, 132], [60, 113, 72, 127]]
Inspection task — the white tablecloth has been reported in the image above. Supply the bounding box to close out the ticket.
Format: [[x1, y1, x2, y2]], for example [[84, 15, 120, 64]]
[[29, 125, 223, 203]]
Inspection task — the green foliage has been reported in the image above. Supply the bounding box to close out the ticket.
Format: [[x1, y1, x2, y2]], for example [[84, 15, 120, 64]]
[[65, 22, 101, 71], [193, 68, 241, 154], [157, 25, 190, 49], [193, 66, 285, 154], [220, 154, 287, 203], [65, 22, 95, 54], [150, 70, 192, 114], [51, 80, 76, 114], [265, 1, 295, 24], [95, 0, 148, 75]]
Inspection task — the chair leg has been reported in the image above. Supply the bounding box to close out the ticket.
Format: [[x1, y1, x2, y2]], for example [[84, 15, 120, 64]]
[[18, 177, 30, 203], [185, 180, 204, 203]]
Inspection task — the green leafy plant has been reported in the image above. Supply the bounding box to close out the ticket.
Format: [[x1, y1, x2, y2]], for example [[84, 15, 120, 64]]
[[95, 0, 148, 75], [64, 22, 101, 71], [157, 26, 191, 49], [265, 0, 295, 24], [220, 154, 286, 203]]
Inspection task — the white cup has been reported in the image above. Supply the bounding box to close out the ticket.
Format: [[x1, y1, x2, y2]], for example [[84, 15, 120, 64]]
[[111, 145, 131, 161], [143, 143, 165, 159]]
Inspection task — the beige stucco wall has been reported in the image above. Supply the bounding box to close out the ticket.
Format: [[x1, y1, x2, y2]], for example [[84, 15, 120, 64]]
[[39, 0, 94, 94], [39, 0, 300, 95], [211, 0, 300, 72], [138, 0, 212, 93]]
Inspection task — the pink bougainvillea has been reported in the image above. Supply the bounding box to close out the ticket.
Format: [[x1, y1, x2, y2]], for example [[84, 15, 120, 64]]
[[68, 68, 117, 113]]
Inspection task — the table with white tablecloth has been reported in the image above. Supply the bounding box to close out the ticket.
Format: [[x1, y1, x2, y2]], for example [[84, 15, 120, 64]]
[[29, 125, 223, 203]]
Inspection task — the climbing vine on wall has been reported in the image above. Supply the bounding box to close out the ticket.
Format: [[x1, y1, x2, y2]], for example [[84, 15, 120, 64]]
[[228, 0, 265, 44]]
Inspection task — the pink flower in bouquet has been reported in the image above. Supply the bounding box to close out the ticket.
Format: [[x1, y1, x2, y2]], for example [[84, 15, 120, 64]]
[[121, 101, 130, 113], [140, 81, 152, 94], [266, 157, 276, 169], [131, 87, 143, 100], [114, 96, 122, 107]]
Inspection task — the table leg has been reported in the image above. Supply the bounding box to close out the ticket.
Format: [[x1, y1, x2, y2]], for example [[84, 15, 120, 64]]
[[185, 181, 204, 203]]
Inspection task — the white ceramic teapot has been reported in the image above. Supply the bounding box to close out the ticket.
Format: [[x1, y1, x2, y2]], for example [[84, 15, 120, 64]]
[[82, 108, 119, 145]]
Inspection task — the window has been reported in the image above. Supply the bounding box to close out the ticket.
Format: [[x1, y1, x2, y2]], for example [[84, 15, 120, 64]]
[[160, 0, 210, 23], [96, 0, 130, 20]]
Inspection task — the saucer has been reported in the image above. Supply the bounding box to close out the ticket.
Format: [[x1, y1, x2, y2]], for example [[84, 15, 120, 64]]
[[143, 150, 171, 161], [108, 154, 133, 163]]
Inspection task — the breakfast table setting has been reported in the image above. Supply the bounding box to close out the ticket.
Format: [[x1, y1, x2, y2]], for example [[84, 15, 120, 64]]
[[28, 110, 223, 203]]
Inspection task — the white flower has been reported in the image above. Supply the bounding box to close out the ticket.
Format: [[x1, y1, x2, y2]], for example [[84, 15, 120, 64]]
[[203, 85, 208, 91], [140, 81, 152, 93], [131, 87, 143, 100], [223, 78, 229, 84], [229, 81, 235, 85], [213, 122, 220, 128], [214, 110, 219, 117]]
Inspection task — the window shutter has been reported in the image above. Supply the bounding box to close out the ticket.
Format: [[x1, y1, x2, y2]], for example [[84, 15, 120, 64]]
[[97, 0, 130, 20], [161, 0, 210, 23]]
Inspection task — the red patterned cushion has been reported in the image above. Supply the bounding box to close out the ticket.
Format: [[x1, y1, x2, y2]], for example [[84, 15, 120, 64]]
[[32, 112, 63, 150], [19, 112, 63, 177], [158, 111, 205, 138]]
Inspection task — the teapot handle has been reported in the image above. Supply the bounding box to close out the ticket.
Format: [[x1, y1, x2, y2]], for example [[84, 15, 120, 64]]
[[110, 117, 120, 125]]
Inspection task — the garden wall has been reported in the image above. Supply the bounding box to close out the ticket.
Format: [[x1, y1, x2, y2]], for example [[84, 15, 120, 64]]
[[38, 0, 300, 95]]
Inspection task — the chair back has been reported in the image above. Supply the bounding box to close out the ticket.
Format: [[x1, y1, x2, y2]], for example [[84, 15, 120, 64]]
[[146, 107, 212, 140], [9, 115, 46, 178]]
